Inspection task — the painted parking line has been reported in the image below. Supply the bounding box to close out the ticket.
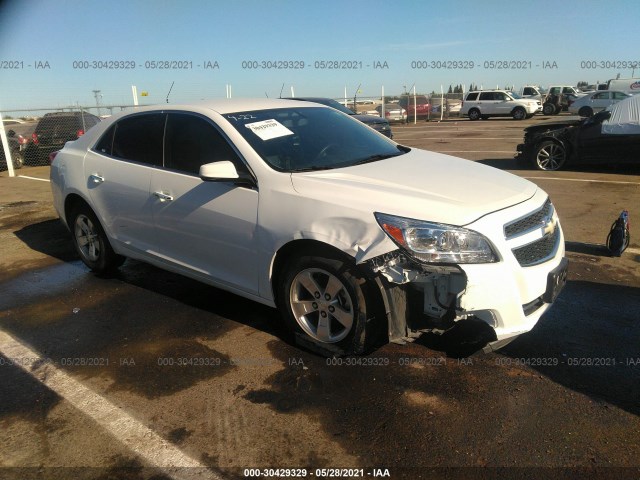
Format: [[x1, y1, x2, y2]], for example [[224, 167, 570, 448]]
[[18, 175, 50, 182], [0, 329, 218, 480], [524, 177, 640, 186]]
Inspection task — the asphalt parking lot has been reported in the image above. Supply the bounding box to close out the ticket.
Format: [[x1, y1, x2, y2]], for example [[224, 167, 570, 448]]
[[1, 115, 639, 480]]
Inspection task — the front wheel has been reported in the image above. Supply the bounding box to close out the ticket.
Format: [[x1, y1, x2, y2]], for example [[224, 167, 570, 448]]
[[534, 140, 566, 171], [542, 103, 556, 115], [278, 255, 384, 355], [70, 203, 125, 273], [512, 107, 526, 120]]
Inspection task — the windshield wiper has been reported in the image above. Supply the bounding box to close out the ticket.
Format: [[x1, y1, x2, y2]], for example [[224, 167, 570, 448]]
[[351, 149, 407, 166], [294, 165, 333, 172]]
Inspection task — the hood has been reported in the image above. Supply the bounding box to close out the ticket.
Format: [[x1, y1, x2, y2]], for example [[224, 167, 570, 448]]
[[525, 120, 581, 134], [290, 149, 537, 226]]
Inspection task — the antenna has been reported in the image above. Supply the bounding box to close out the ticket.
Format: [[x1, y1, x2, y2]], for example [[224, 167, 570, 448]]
[[279, 83, 285, 98], [166, 81, 174, 104]]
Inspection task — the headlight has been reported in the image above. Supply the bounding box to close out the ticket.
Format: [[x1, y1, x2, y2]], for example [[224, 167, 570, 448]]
[[375, 212, 498, 264]]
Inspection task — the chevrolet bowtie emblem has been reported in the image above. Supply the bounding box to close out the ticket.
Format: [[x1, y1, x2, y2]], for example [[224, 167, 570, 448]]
[[542, 214, 556, 236]]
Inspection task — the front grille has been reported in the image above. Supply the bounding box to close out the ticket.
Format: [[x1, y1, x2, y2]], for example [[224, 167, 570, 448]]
[[512, 227, 560, 267], [504, 198, 553, 239]]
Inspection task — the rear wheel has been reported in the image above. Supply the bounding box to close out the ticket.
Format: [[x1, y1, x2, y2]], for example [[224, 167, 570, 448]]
[[468, 109, 481, 121], [534, 140, 566, 171], [512, 107, 526, 120], [11, 151, 24, 169], [578, 106, 593, 117], [70, 203, 125, 273], [278, 254, 384, 355]]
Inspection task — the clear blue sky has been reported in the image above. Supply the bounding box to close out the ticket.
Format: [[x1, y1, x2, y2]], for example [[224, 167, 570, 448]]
[[1, 0, 639, 112]]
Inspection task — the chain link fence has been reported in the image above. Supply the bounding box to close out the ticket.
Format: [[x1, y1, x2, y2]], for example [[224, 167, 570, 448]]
[[0, 105, 142, 174], [336, 93, 464, 121]]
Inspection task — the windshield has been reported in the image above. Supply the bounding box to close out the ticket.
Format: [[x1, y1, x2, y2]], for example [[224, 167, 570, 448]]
[[509, 92, 523, 99], [224, 107, 406, 172]]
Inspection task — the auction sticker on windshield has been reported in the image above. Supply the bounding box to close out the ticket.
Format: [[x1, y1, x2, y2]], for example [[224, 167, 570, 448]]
[[245, 119, 294, 141]]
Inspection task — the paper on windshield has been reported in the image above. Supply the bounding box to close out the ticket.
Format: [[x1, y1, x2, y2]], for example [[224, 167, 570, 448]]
[[245, 119, 294, 140]]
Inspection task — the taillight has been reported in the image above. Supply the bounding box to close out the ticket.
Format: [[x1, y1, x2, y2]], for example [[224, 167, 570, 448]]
[[17, 134, 27, 145], [385, 111, 390, 117], [77, 129, 85, 137], [49, 151, 59, 164], [32, 132, 39, 145]]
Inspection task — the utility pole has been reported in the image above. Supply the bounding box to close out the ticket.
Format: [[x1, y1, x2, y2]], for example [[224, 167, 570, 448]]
[[92, 90, 102, 116]]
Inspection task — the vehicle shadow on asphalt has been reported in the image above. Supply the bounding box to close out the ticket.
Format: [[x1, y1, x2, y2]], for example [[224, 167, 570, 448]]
[[496, 279, 640, 418], [565, 241, 612, 257], [12, 219, 78, 263]]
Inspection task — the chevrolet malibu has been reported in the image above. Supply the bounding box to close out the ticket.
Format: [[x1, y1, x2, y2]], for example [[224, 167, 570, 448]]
[[50, 99, 567, 355]]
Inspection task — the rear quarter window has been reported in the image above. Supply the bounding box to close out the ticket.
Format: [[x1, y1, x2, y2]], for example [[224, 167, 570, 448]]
[[465, 92, 479, 101]]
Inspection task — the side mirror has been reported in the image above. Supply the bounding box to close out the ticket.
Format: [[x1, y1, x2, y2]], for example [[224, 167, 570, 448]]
[[7, 130, 16, 137], [200, 161, 238, 181], [199, 161, 255, 187]]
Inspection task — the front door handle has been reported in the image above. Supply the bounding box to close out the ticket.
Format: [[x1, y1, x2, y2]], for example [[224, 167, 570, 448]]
[[89, 174, 104, 184], [153, 191, 174, 202]]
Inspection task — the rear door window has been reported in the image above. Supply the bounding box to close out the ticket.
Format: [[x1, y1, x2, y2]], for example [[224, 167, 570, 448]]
[[111, 113, 166, 166]]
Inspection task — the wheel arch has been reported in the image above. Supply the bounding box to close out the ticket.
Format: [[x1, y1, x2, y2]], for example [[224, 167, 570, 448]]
[[535, 136, 572, 158], [270, 238, 390, 354], [64, 193, 93, 228], [270, 239, 357, 302]]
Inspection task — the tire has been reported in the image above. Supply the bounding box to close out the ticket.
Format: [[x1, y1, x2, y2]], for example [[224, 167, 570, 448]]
[[512, 107, 526, 120], [278, 254, 384, 355], [11, 151, 23, 169], [70, 203, 125, 273], [467, 109, 481, 121], [578, 106, 593, 117], [542, 103, 556, 115], [534, 140, 566, 171]]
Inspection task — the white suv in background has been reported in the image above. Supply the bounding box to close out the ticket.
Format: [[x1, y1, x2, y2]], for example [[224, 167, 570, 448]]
[[461, 90, 542, 120]]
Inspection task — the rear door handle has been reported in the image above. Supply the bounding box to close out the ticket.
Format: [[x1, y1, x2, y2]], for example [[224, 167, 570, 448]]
[[153, 191, 174, 202], [89, 174, 104, 184]]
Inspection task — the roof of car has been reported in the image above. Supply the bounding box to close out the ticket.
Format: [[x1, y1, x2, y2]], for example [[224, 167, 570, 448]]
[[130, 98, 322, 116]]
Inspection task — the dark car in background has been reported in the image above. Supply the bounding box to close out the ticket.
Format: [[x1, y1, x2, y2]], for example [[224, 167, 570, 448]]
[[25, 111, 100, 165], [517, 95, 640, 171], [0, 130, 24, 171], [284, 97, 393, 138]]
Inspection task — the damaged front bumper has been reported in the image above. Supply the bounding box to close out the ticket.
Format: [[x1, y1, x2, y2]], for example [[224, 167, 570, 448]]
[[360, 193, 568, 353], [364, 251, 567, 352]]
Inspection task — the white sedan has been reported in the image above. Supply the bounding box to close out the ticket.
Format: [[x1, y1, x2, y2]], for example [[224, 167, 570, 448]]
[[50, 99, 567, 354], [569, 90, 631, 117]]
